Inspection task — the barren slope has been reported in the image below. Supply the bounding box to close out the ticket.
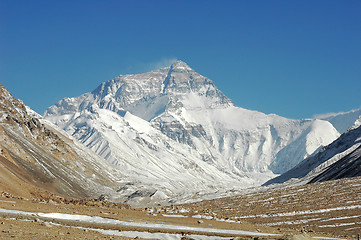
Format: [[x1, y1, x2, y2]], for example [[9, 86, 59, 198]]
[[0, 191, 337, 240], [0, 83, 122, 200], [166, 176, 361, 239]]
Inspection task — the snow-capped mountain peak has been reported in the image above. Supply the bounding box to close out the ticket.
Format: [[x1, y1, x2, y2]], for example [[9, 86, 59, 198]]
[[168, 60, 193, 72], [353, 116, 361, 129], [43, 62, 344, 205]]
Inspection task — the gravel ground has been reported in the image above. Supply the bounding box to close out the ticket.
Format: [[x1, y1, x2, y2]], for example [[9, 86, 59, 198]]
[[173, 176, 361, 239], [0, 177, 359, 239]]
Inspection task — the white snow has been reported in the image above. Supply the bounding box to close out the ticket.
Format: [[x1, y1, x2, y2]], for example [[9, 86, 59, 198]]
[[237, 205, 361, 219], [162, 214, 187, 218], [50, 222, 230, 240], [192, 215, 214, 220], [318, 108, 361, 133], [0, 208, 279, 237], [305, 120, 340, 155], [0, 200, 16, 203], [322, 215, 361, 222], [319, 222, 356, 228], [88, 228, 229, 240]]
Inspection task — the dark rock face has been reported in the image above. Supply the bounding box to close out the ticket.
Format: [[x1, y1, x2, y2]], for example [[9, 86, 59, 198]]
[[309, 140, 361, 183], [152, 120, 208, 147]]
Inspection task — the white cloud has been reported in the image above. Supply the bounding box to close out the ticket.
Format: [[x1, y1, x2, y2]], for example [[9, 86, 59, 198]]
[[313, 107, 361, 119], [147, 57, 178, 71], [313, 112, 340, 119], [121, 57, 178, 75]]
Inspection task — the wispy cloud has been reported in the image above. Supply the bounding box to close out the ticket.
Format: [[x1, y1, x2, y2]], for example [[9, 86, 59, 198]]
[[147, 57, 178, 71], [313, 112, 340, 119], [313, 107, 361, 119], [122, 57, 178, 75]]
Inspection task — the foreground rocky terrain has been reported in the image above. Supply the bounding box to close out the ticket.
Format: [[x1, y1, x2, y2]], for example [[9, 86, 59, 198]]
[[164, 176, 361, 239], [0, 191, 287, 239], [0, 182, 352, 240], [1, 177, 359, 239]]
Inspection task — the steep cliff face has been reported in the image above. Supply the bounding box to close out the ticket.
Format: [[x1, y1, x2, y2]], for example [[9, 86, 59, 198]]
[[0, 84, 122, 200], [44, 61, 341, 204]]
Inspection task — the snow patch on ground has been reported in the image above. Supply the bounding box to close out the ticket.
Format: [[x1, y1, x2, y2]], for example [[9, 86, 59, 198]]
[[237, 205, 361, 219], [0, 208, 280, 237], [161, 214, 187, 218]]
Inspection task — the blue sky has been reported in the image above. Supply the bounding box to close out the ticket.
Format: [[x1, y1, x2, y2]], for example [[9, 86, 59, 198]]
[[1, 0, 360, 119]]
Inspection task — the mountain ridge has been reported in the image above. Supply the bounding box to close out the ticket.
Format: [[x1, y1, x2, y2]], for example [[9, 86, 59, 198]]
[[0, 83, 124, 200], [264, 120, 361, 186], [43, 61, 351, 204]]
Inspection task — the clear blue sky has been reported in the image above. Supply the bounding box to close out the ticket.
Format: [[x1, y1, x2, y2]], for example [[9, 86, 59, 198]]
[[1, 0, 360, 119]]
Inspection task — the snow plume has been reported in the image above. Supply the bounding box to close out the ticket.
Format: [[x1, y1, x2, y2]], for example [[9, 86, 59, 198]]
[[147, 57, 178, 70], [313, 108, 361, 133], [313, 107, 361, 120], [313, 112, 341, 119]]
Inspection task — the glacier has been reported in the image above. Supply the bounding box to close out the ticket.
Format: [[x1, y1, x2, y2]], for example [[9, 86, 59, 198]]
[[44, 60, 346, 205]]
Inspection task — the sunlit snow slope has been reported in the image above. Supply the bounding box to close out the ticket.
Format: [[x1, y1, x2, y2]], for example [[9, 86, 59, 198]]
[[44, 61, 341, 204], [264, 119, 361, 186], [319, 108, 361, 134]]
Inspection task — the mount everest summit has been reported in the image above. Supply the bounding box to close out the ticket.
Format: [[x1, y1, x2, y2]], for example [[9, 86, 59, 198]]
[[42, 60, 357, 205]]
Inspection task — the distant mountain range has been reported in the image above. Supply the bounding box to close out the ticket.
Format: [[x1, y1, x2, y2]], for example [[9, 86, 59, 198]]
[[0, 60, 359, 205], [41, 60, 360, 204]]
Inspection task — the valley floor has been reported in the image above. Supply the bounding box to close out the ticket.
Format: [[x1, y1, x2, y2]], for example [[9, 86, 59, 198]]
[[0, 177, 360, 239], [0, 195, 282, 240], [175, 176, 361, 239]]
